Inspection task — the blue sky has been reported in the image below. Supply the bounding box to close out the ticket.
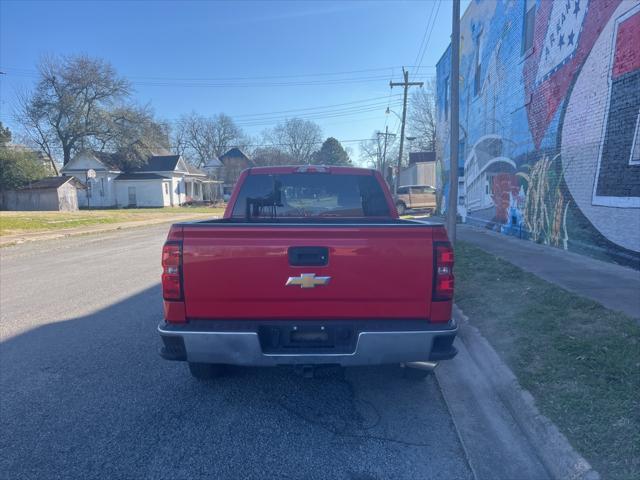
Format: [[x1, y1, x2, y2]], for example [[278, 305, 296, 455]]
[[0, 0, 465, 157]]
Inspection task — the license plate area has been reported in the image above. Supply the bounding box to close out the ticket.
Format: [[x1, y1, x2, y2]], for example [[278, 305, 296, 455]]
[[258, 323, 356, 354], [290, 328, 329, 343]]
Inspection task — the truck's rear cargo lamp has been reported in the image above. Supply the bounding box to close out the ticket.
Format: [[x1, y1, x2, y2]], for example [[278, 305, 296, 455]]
[[295, 166, 328, 173], [162, 242, 183, 302], [433, 242, 454, 301]]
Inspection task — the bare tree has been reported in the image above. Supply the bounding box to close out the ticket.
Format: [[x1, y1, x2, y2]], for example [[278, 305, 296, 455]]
[[171, 120, 189, 158], [359, 136, 381, 170], [95, 105, 171, 170], [408, 79, 437, 152], [173, 113, 247, 166], [251, 147, 298, 167], [263, 118, 322, 164], [15, 54, 130, 167], [359, 131, 397, 172]]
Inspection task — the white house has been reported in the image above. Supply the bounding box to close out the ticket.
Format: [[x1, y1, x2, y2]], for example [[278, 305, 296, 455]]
[[61, 150, 208, 208], [201, 157, 223, 178]]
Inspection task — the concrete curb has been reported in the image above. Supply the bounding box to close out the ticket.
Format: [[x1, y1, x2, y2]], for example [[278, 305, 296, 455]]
[[451, 305, 599, 480], [0, 213, 216, 247]]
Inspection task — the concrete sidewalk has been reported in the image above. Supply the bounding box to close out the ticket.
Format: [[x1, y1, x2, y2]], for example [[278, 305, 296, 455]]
[[437, 307, 598, 480], [457, 223, 640, 319]]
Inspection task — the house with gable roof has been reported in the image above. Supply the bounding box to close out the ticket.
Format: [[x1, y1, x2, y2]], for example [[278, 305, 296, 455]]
[[61, 150, 208, 208], [217, 147, 254, 196]]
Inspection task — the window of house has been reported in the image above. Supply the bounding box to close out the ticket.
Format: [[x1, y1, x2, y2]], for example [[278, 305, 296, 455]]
[[164, 183, 169, 195], [100, 178, 105, 197], [522, 0, 536, 54]]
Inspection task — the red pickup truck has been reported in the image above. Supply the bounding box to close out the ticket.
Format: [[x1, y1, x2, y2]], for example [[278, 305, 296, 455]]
[[158, 165, 457, 379]]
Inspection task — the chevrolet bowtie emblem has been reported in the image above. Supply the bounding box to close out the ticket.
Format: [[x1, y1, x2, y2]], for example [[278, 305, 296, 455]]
[[286, 273, 331, 289]]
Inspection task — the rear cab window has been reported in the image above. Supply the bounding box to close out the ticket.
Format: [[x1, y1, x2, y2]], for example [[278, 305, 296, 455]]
[[231, 172, 391, 219]]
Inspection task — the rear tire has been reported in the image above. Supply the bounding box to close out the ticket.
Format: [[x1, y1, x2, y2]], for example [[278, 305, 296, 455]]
[[396, 202, 406, 216], [188, 362, 225, 380]]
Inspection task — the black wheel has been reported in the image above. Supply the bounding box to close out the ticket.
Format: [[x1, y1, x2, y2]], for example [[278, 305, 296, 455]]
[[188, 362, 225, 380], [400, 364, 434, 380], [396, 202, 406, 215]]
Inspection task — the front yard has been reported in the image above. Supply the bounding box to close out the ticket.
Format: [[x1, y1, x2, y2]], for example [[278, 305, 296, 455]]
[[0, 206, 224, 236], [455, 241, 640, 480]]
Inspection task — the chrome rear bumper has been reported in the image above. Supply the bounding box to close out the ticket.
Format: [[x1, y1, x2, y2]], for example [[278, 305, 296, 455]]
[[158, 320, 457, 366]]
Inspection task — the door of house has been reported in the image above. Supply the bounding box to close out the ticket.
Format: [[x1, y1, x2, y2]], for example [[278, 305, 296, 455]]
[[128, 186, 137, 207]]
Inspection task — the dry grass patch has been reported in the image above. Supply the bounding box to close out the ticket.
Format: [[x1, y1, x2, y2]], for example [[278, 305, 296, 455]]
[[0, 207, 224, 236]]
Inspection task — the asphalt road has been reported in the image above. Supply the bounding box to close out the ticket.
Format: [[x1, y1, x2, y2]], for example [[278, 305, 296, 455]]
[[0, 225, 473, 480]]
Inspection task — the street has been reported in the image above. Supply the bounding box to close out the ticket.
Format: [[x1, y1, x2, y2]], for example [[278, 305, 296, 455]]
[[0, 225, 473, 480]]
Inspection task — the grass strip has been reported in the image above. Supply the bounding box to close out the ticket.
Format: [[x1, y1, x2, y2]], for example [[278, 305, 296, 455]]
[[0, 207, 224, 235], [455, 241, 640, 480]]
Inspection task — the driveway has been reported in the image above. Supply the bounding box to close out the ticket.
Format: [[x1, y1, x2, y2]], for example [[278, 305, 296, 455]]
[[0, 225, 473, 479]]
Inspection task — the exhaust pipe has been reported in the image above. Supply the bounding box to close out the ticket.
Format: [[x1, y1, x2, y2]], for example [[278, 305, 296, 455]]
[[403, 361, 439, 371]]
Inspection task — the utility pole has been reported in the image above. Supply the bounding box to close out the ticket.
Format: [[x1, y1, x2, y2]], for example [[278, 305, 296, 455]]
[[390, 68, 423, 194], [447, 0, 461, 243], [377, 126, 396, 175]]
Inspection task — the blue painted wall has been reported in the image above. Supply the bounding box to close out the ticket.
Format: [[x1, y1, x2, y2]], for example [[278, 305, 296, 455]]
[[437, 0, 640, 266]]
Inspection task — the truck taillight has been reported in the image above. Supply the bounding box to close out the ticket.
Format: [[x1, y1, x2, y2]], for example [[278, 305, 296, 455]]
[[433, 242, 454, 301], [162, 242, 182, 301]]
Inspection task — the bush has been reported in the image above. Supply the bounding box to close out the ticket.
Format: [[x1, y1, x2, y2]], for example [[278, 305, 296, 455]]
[[0, 147, 49, 191]]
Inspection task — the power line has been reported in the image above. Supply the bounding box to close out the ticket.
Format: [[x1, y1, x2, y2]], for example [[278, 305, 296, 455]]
[[231, 137, 392, 149], [127, 66, 418, 81], [0, 66, 435, 87], [225, 95, 402, 119], [232, 100, 403, 122], [416, 0, 442, 73], [131, 74, 435, 88], [414, 2, 438, 67], [0, 69, 434, 88], [233, 102, 404, 128]]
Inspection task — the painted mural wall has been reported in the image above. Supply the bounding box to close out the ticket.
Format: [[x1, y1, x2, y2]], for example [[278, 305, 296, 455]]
[[436, 0, 640, 266]]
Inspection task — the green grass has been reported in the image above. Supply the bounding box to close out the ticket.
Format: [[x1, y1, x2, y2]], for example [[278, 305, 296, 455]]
[[0, 207, 224, 236], [455, 241, 640, 480]]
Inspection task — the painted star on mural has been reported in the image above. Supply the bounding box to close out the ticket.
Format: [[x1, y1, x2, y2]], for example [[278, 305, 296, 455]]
[[535, 0, 588, 83]]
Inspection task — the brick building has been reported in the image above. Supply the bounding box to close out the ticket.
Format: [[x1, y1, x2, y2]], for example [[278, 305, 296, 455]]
[[436, 0, 639, 266]]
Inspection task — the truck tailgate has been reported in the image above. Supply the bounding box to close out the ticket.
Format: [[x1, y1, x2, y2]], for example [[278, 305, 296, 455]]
[[181, 224, 434, 320]]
